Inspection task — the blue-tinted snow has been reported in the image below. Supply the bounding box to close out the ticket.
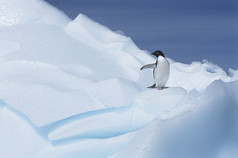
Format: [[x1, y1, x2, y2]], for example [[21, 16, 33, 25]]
[[113, 80, 238, 158], [0, 0, 70, 27], [0, 0, 238, 158]]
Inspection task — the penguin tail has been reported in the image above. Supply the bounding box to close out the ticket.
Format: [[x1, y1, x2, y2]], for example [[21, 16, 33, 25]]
[[147, 84, 157, 88]]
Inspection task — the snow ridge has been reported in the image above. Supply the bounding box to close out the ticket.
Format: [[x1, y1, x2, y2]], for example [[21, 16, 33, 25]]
[[0, 0, 70, 27], [0, 0, 238, 158]]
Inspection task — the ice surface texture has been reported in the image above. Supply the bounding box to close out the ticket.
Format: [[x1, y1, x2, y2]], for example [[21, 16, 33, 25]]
[[0, 0, 69, 26], [0, 0, 238, 158]]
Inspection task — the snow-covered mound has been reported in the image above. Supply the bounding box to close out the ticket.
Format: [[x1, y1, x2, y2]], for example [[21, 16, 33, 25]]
[[112, 80, 238, 158], [0, 0, 70, 26], [0, 0, 238, 158]]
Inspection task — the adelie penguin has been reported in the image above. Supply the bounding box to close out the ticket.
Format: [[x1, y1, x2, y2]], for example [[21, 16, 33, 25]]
[[140, 50, 170, 90]]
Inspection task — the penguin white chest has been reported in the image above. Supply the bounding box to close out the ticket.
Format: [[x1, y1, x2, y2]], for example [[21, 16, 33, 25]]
[[154, 56, 170, 87]]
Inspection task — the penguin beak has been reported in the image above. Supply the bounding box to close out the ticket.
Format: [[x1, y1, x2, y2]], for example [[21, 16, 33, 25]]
[[151, 52, 156, 57]]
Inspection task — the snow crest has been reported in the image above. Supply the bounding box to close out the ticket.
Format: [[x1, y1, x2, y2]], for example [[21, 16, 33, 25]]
[[0, 0, 70, 27], [0, 0, 238, 158]]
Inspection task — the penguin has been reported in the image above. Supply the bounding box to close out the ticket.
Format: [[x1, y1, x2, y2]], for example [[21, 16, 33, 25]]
[[140, 50, 170, 90]]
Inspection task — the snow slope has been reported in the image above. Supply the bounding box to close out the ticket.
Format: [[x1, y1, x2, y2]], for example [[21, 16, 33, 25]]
[[0, 0, 238, 158], [0, 0, 70, 26]]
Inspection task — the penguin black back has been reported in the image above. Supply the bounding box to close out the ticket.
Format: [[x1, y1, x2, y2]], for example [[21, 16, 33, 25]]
[[151, 50, 164, 58]]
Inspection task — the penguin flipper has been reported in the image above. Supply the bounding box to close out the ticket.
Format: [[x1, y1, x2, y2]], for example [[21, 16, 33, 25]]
[[140, 63, 156, 70], [147, 83, 157, 88]]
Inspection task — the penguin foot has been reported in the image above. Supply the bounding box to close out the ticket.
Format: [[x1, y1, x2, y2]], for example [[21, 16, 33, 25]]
[[157, 87, 163, 90], [147, 84, 157, 88], [157, 86, 169, 90]]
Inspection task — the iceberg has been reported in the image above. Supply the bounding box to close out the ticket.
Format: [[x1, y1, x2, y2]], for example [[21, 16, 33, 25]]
[[0, 0, 237, 158], [113, 80, 238, 158], [0, 0, 69, 26]]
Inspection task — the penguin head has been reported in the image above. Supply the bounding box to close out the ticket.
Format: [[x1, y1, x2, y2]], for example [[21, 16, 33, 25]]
[[151, 50, 165, 58]]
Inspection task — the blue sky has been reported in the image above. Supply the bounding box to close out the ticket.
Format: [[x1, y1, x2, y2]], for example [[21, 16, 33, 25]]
[[45, 0, 238, 71]]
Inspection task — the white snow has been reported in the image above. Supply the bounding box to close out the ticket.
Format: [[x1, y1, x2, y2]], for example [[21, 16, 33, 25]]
[[0, 39, 21, 56], [0, 0, 238, 158], [0, 102, 48, 158], [113, 80, 238, 158], [0, 0, 70, 27]]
